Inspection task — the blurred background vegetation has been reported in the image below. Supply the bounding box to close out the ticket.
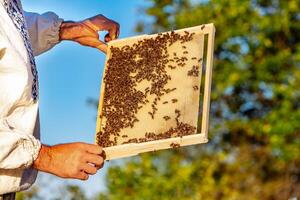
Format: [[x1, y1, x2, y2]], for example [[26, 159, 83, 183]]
[[18, 0, 299, 199]]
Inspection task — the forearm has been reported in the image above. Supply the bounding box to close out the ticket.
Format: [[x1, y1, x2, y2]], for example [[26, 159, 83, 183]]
[[33, 144, 52, 173]]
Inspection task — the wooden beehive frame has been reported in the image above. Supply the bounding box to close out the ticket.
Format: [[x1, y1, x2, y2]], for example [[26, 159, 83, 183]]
[[95, 23, 215, 160]]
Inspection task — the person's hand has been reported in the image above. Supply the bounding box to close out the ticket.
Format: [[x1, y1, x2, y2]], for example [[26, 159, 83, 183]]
[[59, 14, 120, 53], [33, 143, 105, 180]]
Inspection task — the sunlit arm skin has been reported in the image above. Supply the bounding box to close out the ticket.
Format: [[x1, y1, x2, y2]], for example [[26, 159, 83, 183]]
[[59, 14, 120, 53], [33, 143, 106, 180], [33, 14, 118, 180]]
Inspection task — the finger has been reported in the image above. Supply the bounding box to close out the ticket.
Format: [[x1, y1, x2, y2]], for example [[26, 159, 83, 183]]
[[108, 23, 119, 40], [96, 152, 106, 169], [105, 29, 119, 42], [104, 33, 112, 43], [98, 43, 107, 54], [75, 36, 107, 54], [85, 154, 104, 166], [77, 171, 89, 180], [84, 17, 119, 41], [79, 142, 103, 155], [77, 37, 107, 53], [82, 163, 98, 175], [100, 150, 106, 160], [116, 27, 120, 38], [95, 162, 104, 170]]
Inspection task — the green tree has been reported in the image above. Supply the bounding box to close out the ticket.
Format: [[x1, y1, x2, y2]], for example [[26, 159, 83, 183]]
[[16, 177, 88, 200], [16, 186, 40, 200], [99, 0, 300, 199]]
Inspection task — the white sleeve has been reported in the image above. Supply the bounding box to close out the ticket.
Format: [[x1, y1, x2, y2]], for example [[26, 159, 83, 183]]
[[24, 11, 63, 56], [0, 127, 41, 169]]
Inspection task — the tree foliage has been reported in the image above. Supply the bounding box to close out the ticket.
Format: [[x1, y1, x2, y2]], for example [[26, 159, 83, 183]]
[[99, 0, 300, 199], [16, 184, 89, 200]]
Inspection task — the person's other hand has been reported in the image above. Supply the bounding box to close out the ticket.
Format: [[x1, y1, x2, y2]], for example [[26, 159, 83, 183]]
[[33, 143, 106, 180], [59, 14, 120, 54]]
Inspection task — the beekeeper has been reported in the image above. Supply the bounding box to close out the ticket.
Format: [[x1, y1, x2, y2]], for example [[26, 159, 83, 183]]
[[0, 0, 119, 198]]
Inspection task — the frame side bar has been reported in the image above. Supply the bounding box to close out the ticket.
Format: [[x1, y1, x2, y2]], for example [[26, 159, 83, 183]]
[[95, 44, 113, 144], [201, 25, 215, 139]]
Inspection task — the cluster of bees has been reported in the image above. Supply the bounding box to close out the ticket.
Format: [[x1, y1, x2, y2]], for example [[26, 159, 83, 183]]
[[97, 29, 201, 147]]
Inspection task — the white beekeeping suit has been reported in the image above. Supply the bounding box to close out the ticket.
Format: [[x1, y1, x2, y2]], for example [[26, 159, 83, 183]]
[[0, 0, 63, 195]]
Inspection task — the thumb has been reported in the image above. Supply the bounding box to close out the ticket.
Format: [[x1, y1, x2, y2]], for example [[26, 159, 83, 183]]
[[75, 36, 107, 54]]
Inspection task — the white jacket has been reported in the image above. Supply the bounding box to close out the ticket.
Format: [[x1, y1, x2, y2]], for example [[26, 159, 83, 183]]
[[0, 0, 63, 194]]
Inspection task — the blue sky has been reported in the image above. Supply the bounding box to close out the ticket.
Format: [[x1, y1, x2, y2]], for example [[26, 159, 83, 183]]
[[22, 0, 150, 197]]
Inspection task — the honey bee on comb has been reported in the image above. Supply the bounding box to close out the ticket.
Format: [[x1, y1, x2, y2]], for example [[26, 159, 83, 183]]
[[97, 30, 199, 147]]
